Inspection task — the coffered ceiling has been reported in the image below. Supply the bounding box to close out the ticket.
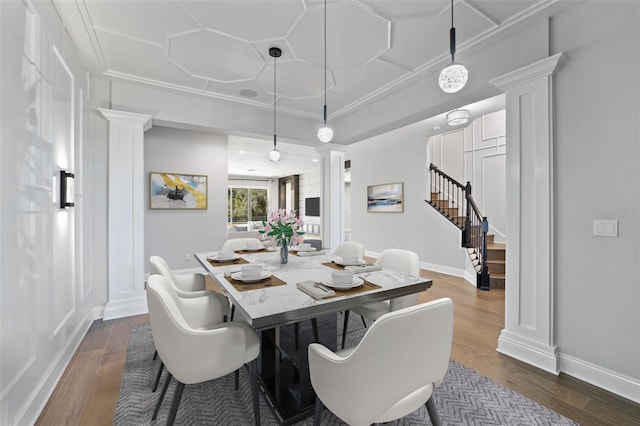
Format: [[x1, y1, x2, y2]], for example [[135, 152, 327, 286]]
[[54, 0, 550, 123]]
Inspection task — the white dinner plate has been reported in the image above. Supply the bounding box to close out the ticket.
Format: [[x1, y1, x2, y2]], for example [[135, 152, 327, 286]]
[[244, 246, 264, 251], [334, 259, 365, 266], [323, 277, 364, 290], [230, 271, 271, 283], [209, 254, 240, 262]]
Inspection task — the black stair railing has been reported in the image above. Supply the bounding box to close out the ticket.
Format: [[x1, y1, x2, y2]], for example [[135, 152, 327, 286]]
[[426, 164, 490, 290]]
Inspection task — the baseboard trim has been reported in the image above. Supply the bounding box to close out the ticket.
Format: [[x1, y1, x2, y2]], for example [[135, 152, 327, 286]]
[[497, 329, 560, 374], [103, 296, 148, 320], [559, 354, 640, 404], [93, 305, 105, 320]]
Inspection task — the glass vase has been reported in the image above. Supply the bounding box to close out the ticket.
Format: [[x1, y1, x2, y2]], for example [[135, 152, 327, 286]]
[[280, 245, 289, 264]]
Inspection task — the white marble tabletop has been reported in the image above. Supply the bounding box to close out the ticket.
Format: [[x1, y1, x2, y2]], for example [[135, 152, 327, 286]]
[[194, 250, 431, 330]]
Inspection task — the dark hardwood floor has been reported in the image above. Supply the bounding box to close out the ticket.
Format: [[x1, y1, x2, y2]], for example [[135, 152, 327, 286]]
[[36, 269, 640, 425]]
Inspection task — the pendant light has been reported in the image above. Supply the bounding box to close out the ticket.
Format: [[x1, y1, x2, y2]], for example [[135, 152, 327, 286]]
[[439, 0, 468, 93], [317, 0, 333, 143], [269, 47, 281, 162]]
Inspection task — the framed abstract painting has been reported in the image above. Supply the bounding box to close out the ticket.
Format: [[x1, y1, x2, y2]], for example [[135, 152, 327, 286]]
[[149, 172, 208, 209], [367, 182, 404, 213]]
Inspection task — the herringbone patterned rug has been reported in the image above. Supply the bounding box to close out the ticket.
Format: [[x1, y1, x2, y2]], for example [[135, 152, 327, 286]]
[[114, 317, 577, 425]]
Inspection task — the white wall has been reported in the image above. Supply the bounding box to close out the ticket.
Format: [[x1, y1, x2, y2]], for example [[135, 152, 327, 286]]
[[145, 127, 228, 271], [349, 132, 467, 277], [0, 1, 93, 423], [552, 1, 640, 395]]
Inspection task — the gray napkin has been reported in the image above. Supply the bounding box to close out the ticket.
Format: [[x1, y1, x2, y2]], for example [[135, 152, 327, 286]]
[[296, 280, 335, 299]]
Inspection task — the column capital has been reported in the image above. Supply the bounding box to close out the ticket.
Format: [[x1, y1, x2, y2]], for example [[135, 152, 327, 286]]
[[98, 108, 152, 131], [490, 52, 563, 90]]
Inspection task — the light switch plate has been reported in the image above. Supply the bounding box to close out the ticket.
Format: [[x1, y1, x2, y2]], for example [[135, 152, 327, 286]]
[[593, 220, 618, 237]]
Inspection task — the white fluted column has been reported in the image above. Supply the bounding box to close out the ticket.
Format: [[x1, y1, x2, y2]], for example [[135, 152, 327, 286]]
[[490, 53, 563, 374], [98, 108, 152, 320], [316, 144, 348, 253]]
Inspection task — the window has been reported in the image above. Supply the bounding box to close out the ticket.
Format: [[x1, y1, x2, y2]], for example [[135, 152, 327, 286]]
[[228, 187, 268, 225]]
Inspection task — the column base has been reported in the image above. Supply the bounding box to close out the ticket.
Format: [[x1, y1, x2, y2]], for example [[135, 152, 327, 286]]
[[497, 329, 560, 374]]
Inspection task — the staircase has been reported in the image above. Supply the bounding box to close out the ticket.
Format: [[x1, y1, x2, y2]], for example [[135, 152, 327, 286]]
[[426, 164, 495, 290], [486, 234, 506, 289]]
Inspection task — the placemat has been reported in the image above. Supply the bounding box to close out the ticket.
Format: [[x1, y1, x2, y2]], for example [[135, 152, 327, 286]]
[[226, 274, 286, 292], [326, 280, 381, 299], [321, 261, 373, 270], [234, 248, 269, 254], [207, 257, 250, 266]]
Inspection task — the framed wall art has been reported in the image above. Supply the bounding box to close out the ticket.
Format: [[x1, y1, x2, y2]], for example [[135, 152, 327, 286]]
[[149, 172, 208, 209], [367, 182, 404, 213]]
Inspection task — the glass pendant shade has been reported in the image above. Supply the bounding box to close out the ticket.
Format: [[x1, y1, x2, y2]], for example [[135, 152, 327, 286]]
[[439, 63, 468, 93], [269, 148, 281, 162], [317, 125, 333, 143]]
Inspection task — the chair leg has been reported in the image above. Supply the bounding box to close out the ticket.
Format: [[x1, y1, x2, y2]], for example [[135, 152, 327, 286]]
[[311, 318, 319, 343], [341, 310, 350, 349], [426, 396, 442, 426], [230, 304, 235, 321], [152, 361, 164, 392], [248, 359, 261, 426], [313, 396, 324, 426], [360, 314, 367, 328], [153, 349, 158, 360], [234, 369, 240, 390], [294, 322, 300, 350], [152, 372, 172, 420], [166, 381, 185, 426]]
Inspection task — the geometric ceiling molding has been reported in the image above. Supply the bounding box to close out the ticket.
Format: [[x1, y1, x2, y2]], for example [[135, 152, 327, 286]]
[[54, 0, 552, 123], [360, 0, 448, 20], [180, 0, 306, 42], [288, 2, 390, 67], [168, 30, 264, 83], [95, 29, 207, 90], [85, 0, 196, 46], [256, 60, 334, 100]]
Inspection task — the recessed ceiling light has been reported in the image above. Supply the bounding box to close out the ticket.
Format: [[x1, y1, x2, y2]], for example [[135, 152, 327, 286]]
[[312, 158, 318, 163], [239, 89, 258, 98], [239, 150, 246, 154]]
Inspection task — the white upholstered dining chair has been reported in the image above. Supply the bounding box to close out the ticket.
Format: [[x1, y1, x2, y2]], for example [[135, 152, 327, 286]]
[[333, 241, 364, 259], [150, 255, 231, 318], [309, 298, 453, 426], [221, 237, 263, 252], [147, 275, 261, 426], [341, 248, 420, 349]]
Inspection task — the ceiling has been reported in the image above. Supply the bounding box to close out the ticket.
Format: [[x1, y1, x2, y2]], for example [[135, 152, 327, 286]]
[[53, 0, 556, 177], [55, 0, 548, 122]]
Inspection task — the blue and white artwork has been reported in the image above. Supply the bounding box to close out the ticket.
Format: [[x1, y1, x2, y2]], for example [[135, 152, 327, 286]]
[[367, 182, 404, 213]]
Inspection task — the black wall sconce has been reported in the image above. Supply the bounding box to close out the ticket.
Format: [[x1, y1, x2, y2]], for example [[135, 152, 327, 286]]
[[60, 170, 75, 208]]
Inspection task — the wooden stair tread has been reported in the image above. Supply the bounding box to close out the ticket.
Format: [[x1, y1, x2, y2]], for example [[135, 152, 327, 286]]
[[490, 273, 505, 279], [486, 259, 505, 264], [487, 243, 506, 250]]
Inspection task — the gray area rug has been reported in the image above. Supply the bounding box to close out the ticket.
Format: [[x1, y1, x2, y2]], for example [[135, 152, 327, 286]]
[[114, 317, 577, 425]]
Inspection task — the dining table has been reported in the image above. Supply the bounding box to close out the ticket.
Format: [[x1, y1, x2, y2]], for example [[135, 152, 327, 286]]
[[195, 246, 432, 425]]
